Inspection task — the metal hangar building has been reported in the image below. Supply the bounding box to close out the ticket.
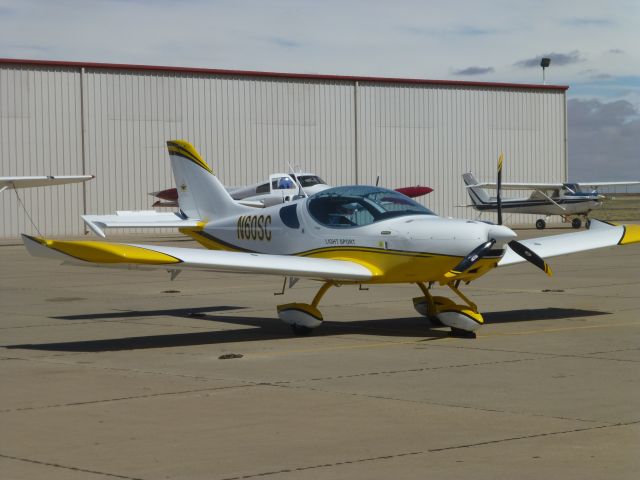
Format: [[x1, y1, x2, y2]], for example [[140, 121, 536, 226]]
[[0, 58, 568, 239]]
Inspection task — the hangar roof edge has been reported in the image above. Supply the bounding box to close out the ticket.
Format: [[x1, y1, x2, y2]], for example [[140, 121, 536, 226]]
[[0, 58, 569, 91]]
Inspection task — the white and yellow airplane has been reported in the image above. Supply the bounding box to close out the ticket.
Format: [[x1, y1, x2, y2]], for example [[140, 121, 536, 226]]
[[22, 141, 640, 338]]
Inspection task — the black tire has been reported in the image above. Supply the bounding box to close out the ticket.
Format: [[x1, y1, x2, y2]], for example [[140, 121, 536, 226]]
[[291, 324, 313, 336], [429, 316, 444, 327], [585, 219, 591, 229], [535, 219, 546, 230], [449, 328, 477, 339], [571, 218, 582, 229]]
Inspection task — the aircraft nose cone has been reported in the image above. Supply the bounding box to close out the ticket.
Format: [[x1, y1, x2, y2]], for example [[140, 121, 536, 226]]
[[487, 224, 517, 245]]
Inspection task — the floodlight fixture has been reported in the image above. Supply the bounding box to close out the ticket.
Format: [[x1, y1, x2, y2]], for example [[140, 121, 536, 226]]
[[540, 57, 551, 84]]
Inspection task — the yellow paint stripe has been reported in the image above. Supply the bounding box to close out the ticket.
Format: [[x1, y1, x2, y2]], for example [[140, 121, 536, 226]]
[[619, 224, 640, 245], [42, 238, 181, 265], [479, 321, 640, 338], [166, 140, 213, 174]]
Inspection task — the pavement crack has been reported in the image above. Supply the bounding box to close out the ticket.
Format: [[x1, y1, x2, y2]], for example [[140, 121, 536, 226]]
[[273, 356, 543, 384], [0, 383, 258, 414], [218, 421, 638, 480], [0, 453, 143, 479]]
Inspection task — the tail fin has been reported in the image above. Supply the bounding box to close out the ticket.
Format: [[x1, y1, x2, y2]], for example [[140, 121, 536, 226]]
[[462, 172, 491, 206], [167, 140, 249, 220]]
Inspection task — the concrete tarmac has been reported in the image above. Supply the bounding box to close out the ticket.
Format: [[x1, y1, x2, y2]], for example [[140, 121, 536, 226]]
[[1, 229, 639, 479]]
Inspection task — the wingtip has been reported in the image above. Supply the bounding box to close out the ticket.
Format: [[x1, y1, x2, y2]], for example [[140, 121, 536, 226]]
[[21, 234, 45, 245]]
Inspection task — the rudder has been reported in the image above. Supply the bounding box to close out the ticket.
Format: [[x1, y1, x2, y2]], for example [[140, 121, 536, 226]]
[[167, 140, 249, 220], [462, 172, 491, 206]]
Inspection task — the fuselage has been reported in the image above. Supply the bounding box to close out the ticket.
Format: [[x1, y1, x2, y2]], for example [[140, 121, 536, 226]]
[[471, 196, 601, 215], [181, 186, 515, 284]]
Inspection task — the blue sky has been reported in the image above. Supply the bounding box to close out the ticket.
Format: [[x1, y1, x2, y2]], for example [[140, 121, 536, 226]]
[[0, 0, 638, 180]]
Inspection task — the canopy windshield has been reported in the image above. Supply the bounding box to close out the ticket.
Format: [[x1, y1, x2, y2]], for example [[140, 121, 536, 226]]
[[307, 186, 435, 228]]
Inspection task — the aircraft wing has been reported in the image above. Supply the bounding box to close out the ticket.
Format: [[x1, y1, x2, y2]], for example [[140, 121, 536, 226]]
[[499, 220, 640, 267], [82, 211, 202, 238], [22, 235, 374, 282], [470, 182, 563, 191], [0, 175, 93, 190], [576, 181, 640, 188]]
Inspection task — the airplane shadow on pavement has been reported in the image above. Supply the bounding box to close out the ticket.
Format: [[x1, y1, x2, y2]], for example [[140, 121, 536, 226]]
[[5, 306, 607, 352]]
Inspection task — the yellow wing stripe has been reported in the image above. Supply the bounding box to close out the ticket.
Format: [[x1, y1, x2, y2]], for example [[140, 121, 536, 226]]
[[619, 224, 640, 245], [38, 238, 182, 265], [166, 140, 213, 174]]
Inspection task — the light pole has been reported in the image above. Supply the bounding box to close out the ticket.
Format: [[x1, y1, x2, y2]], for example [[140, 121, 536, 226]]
[[540, 57, 551, 84]]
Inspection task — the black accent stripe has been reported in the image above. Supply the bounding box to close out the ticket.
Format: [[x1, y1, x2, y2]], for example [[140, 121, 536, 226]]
[[193, 231, 258, 253], [190, 231, 463, 259], [617, 225, 626, 245]]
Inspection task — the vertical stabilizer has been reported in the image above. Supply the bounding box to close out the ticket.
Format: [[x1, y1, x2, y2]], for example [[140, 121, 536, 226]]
[[462, 172, 492, 206], [167, 140, 248, 220]]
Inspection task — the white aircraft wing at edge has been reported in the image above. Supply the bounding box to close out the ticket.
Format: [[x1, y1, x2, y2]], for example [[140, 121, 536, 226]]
[[499, 220, 634, 267], [22, 234, 374, 282], [0, 175, 94, 190], [470, 182, 565, 190], [575, 181, 640, 187], [472, 181, 640, 190]]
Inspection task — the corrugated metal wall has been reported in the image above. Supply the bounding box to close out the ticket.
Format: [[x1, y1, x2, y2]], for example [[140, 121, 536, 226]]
[[1, 65, 85, 238], [1, 62, 566, 239]]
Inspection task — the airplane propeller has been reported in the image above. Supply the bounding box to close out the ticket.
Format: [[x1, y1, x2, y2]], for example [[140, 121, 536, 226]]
[[507, 240, 553, 276], [447, 239, 496, 276], [446, 153, 553, 278]]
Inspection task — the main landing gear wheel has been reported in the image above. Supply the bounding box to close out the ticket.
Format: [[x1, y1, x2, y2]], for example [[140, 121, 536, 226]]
[[535, 219, 546, 230], [586, 219, 591, 229], [571, 218, 582, 229], [277, 282, 333, 336]]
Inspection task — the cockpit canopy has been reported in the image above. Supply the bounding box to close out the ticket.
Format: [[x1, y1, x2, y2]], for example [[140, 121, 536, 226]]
[[307, 186, 435, 228]]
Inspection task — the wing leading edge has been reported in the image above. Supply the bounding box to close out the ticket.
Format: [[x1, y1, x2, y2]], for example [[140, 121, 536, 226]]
[[1, 175, 94, 190], [22, 235, 373, 282], [498, 220, 640, 267]]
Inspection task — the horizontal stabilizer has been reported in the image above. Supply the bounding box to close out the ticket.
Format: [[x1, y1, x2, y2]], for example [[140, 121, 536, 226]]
[[82, 211, 201, 238]]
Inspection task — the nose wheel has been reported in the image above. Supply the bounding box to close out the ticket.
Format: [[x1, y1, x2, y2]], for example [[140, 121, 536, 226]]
[[414, 282, 483, 337]]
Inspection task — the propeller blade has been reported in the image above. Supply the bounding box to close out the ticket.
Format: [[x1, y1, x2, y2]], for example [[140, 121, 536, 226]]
[[447, 239, 496, 276], [507, 240, 553, 276], [497, 152, 504, 225]]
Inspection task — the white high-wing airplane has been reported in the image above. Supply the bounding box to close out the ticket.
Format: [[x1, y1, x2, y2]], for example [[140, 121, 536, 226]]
[[0, 175, 93, 192], [151, 174, 434, 208], [151, 172, 331, 208], [23, 140, 640, 338], [463, 171, 640, 229]]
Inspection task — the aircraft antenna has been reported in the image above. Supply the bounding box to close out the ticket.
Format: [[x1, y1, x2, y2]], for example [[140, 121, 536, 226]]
[[287, 161, 308, 198]]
